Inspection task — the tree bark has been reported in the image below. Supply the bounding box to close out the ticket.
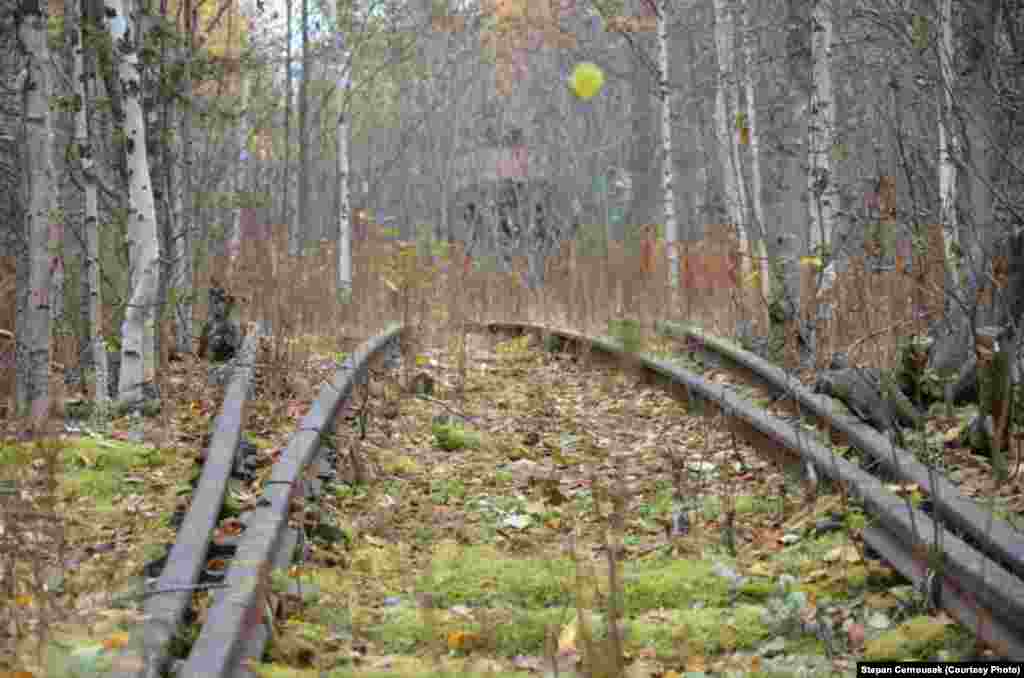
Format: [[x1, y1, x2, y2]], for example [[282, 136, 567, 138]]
[[106, 0, 161, 405], [713, 0, 750, 281], [807, 0, 837, 264], [17, 0, 58, 422], [72, 0, 109, 409], [172, 0, 196, 356], [742, 0, 772, 315], [937, 0, 961, 294], [297, 0, 309, 257], [657, 0, 677, 289]]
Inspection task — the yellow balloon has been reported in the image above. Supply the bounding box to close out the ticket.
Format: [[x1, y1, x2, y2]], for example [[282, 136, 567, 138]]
[[569, 62, 605, 100]]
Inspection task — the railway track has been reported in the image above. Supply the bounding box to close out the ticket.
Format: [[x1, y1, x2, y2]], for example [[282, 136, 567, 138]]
[[114, 319, 1024, 678]]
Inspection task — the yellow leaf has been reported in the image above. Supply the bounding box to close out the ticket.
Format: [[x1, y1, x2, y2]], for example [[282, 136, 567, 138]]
[[14, 594, 32, 608], [102, 632, 130, 650], [382, 278, 399, 293], [558, 615, 578, 653], [415, 355, 429, 367], [743, 270, 760, 289], [719, 625, 737, 650], [799, 256, 823, 269]]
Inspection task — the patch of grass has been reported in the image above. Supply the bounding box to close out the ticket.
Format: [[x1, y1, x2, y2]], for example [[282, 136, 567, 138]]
[[368, 602, 563, 658], [430, 478, 469, 505], [622, 557, 729, 613], [420, 542, 573, 609], [432, 422, 482, 451], [631, 603, 770, 655]]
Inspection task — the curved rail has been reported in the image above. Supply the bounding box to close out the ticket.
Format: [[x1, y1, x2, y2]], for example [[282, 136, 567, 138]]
[[482, 321, 1024, 659], [112, 326, 262, 678], [179, 324, 403, 678], [654, 320, 1024, 583], [119, 318, 1024, 677]]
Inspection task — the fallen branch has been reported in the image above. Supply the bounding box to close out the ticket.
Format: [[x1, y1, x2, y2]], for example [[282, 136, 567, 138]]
[[416, 394, 479, 424]]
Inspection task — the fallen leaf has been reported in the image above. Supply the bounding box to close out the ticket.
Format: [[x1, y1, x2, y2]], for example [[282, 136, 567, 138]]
[[685, 653, 706, 672], [558, 616, 578, 654], [102, 632, 131, 650], [446, 630, 481, 651], [847, 622, 866, 650]]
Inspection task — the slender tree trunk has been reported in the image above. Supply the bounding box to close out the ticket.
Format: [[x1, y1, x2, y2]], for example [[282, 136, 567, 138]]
[[628, 1, 658, 245], [687, 37, 709, 240], [285, 0, 295, 254], [106, 0, 160, 405], [17, 0, 57, 421], [807, 0, 837, 267], [172, 0, 195, 355], [337, 109, 352, 298], [298, 0, 309, 258], [72, 0, 109, 409], [657, 0, 678, 289], [937, 0, 960, 293], [742, 0, 771, 312], [712, 0, 750, 265], [226, 72, 250, 281], [962, 0, 998, 301]]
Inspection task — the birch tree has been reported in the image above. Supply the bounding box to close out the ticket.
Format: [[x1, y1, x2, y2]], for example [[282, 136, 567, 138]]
[[105, 0, 161, 405], [807, 0, 838, 293], [937, 0, 960, 293], [16, 0, 57, 421], [70, 0, 109, 410], [656, 0, 678, 288], [171, 0, 196, 355], [285, 0, 296, 253], [741, 0, 771, 310], [297, 0, 310, 256], [712, 0, 750, 275], [226, 59, 251, 280]]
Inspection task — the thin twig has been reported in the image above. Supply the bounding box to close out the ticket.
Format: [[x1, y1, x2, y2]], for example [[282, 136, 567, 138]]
[[416, 394, 479, 424], [844, 311, 939, 355]]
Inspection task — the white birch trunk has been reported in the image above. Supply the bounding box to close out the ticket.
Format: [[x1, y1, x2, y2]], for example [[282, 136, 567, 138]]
[[742, 2, 771, 308], [937, 0, 960, 291], [808, 0, 838, 297], [227, 72, 250, 278], [17, 3, 57, 422], [72, 0, 109, 410], [712, 0, 750, 262], [337, 110, 352, 299], [658, 0, 678, 289], [172, 0, 195, 355], [107, 0, 160, 405]]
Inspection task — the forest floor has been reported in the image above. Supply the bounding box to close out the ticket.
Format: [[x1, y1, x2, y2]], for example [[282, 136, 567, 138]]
[[0, 326, 1016, 677]]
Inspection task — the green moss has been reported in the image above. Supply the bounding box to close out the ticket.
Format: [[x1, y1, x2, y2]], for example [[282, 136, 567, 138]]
[[864, 615, 962, 661], [0, 436, 169, 506], [432, 422, 482, 451], [622, 557, 727, 613], [419, 543, 573, 609]]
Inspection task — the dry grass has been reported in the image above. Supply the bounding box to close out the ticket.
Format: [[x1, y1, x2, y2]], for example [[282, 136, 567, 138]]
[[0, 218, 1006, 417]]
